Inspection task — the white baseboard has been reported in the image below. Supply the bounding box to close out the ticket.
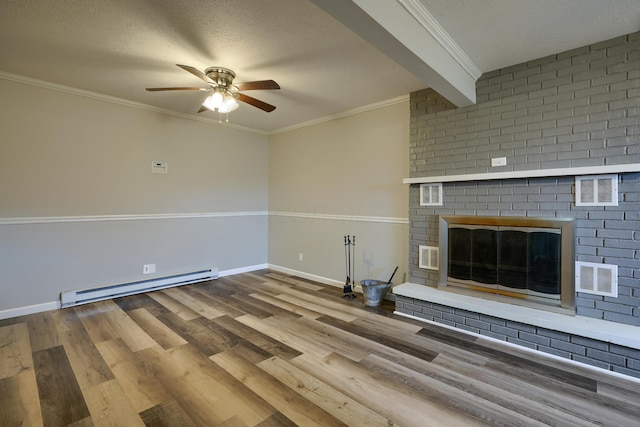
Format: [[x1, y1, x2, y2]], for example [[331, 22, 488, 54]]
[[0, 263, 374, 320], [266, 264, 398, 302], [267, 264, 346, 288], [219, 264, 269, 277], [0, 301, 60, 320]]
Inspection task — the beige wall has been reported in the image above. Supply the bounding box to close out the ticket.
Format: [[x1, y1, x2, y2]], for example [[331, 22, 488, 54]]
[[0, 80, 268, 217], [0, 78, 269, 312], [268, 101, 410, 286], [0, 77, 411, 313]]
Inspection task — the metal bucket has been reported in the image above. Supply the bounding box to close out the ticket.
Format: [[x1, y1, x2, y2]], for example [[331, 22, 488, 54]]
[[360, 280, 392, 306]]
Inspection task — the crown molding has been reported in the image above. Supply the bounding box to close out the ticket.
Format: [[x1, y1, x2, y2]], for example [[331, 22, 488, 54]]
[[0, 71, 268, 135], [269, 95, 409, 135], [396, 0, 482, 80], [1, 70, 410, 137]]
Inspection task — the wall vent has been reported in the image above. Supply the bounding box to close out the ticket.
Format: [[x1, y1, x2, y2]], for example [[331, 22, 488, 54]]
[[575, 261, 617, 297], [575, 174, 618, 206], [60, 268, 218, 307], [419, 245, 439, 270], [420, 183, 443, 206]]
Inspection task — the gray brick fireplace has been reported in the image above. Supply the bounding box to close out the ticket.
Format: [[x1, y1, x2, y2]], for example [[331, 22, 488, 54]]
[[394, 32, 640, 378]]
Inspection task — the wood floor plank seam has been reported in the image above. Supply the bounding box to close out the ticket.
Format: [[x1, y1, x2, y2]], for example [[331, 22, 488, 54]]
[[2, 269, 640, 426], [33, 345, 91, 426], [256, 355, 393, 427], [211, 349, 347, 427]]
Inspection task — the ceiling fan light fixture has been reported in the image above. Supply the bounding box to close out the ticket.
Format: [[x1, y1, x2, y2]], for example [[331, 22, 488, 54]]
[[203, 90, 239, 113], [204, 91, 224, 110], [225, 96, 239, 112]]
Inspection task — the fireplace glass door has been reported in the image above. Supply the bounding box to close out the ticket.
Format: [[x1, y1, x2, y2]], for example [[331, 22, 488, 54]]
[[448, 226, 561, 299], [439, 216, 574, 310]]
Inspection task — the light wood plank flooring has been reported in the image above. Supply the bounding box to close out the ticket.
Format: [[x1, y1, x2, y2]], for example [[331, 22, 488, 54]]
[[1, 270, 639, 426]]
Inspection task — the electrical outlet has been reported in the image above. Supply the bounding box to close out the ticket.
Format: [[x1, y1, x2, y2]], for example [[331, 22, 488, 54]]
[[491, 157, 507, 167], [298, 253, 303, 262], [143, 264, 156, 274]]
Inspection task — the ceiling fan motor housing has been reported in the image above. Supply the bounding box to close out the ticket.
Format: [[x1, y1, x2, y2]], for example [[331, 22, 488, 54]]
[[205, 67, 236, 89]]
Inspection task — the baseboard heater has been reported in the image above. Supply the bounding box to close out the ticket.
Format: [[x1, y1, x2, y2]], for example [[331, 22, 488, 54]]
[[60, 268, 218, 308]]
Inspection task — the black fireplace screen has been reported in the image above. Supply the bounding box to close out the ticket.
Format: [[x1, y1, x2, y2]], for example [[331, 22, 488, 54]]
[[448, 227, 561, 295]]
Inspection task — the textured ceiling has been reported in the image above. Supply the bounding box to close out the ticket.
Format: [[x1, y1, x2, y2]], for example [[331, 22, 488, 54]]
[[420, 0, 640, 72], [1, 0, 638, 133]]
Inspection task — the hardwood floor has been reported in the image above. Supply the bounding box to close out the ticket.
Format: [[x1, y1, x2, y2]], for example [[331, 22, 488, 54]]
[[1, 270, 639, 426]]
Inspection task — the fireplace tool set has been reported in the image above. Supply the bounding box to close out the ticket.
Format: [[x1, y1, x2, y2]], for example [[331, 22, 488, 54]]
[[343, 235, 356, 299], [343, 235, 399, 305]]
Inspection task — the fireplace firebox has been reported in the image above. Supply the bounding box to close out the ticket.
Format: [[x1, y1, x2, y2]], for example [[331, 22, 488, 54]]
[[439, 216, 575, 311]]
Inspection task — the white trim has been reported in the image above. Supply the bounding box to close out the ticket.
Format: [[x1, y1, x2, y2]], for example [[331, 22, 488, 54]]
[[393, 282, 640, 350], [396, 0, 482, 80], [0, 301, 60, 320], [270, 95, 409, 135], [0, 211, 405, 226], [268, 264, 345, 288], [394, 310, 640, 384], [1, 71, 410, 137], [403, 163, 640, 184], [219, 264, 269, 277], [269, 211, 409, 224], [0, 71, 416, 136], [0, 211, 269, 225], [0, 71, 268, 136]]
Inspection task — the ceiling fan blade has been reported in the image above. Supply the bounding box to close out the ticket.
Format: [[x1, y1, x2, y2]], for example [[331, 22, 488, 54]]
[[235, 80, 280, 91], [237, 93, 276, 112], [145, 87, 209, 91], [176, 64, 216, 85]]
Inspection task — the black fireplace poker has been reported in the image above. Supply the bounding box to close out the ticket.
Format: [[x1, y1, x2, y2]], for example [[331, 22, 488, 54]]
[[343, 235, 356, 300], [387, 266, 398, 286]]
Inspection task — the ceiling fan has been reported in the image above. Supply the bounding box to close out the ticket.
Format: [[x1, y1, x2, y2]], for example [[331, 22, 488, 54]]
[[146, 64, 280, 115]]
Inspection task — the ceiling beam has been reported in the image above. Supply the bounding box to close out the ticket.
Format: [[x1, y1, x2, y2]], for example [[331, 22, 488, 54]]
[[309, 0, 480, 107]]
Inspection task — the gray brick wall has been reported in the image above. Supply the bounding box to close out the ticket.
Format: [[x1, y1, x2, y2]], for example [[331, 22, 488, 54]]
[[409, 173, 640, 326], [404, 32, 640, 376], [410, 32, 640, 178], [396, 295, 640, 379], [408, 32, 640, 324]]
